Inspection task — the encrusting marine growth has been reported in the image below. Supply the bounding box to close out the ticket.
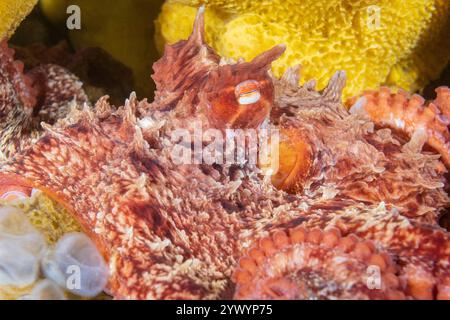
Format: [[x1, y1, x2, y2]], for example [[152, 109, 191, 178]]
[[0, 0, 37, 40]]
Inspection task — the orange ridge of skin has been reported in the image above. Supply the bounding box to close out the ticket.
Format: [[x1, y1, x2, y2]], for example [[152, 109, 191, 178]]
[[436, 278, 450, 300], [403, 264, 437, 300], [434, 87, 450, 119], [270, 127, 313, 193]]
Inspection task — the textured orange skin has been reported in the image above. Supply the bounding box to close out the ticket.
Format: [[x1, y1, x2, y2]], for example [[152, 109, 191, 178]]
[[0, 40, 88, 160], [0, 40, 37, 108], [271, 127, 312, 193], [348, 87, 450, 168], [0, 174, 32, 198]]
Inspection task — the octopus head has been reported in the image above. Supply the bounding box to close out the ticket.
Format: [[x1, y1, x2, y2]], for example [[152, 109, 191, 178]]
[[200, 44, 286, 129]]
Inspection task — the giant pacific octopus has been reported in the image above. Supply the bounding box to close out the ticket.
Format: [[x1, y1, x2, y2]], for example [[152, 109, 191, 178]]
[[0, 8, 449, 300], [0, 40, 88, 161]]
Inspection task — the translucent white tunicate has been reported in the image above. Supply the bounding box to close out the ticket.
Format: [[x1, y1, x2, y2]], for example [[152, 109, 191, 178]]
[[19, 279, 66, 300], [0, 207, 47, 257], [42, 232, 109, 298], [0, 239, 39, 287]]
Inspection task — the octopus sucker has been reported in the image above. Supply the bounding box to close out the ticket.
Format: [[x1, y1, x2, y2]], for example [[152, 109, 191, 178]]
[[233, 227, 405, 300], [0, 7, 449, 300], [348, 87, 450, 168], [0, 40, 88, 161], [292, 203, 450, 300]]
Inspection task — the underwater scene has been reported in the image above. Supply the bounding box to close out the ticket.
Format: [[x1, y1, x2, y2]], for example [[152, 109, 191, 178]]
[[0, 0, 449, 301]]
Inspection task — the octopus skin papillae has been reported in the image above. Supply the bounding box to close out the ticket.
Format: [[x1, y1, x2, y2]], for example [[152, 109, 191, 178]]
[[0, 8, 449, 300]]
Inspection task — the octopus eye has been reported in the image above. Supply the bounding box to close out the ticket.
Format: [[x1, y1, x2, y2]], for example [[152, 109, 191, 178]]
[[235, 80, 261, 105]]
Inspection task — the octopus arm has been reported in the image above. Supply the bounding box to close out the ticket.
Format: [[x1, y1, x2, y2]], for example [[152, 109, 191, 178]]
[[348, 87, 450, 168], [233, 227, 405, 300], [0, 41, 88, 160], [273, 69, 449, 221], [0, 97, 257, 299], [290, 202, 450, 300]]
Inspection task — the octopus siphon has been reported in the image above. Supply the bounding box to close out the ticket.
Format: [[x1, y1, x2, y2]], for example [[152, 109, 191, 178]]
[[0, 8, 449, 300]]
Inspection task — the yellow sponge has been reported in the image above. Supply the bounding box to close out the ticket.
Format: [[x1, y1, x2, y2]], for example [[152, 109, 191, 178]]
[[386, 0, 450, 91], [40, 0, 164, 98], [3, 192, 81, 245], [0, 0, 38, 40], [156, 0, 450, 99]]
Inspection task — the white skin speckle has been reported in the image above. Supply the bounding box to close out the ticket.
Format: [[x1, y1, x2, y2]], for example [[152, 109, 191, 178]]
[[349, 97, 367, 115], [137, 117, 155, 130], [394, 118, 405, 130]]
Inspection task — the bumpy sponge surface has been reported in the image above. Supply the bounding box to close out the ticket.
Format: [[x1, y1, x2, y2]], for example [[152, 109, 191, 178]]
[[0, 0, 38, 40], [0, 192, 81, 246], [156, 0, 450, 98]]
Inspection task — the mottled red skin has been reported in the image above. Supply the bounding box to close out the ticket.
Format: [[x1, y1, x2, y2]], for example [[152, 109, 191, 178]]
[[0, 40, 88, 161], [348, 87, 450, 168], [151, 11, 284, 131], [0, 8, 449, 300], [0, 40, 37, 109]]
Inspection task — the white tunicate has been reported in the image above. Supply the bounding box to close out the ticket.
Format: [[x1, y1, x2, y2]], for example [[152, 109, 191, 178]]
[[19, 280, 66, 300], [42, 232, 109, 298], [0, 239, 39, 287], [0, 207, 47, 257]]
